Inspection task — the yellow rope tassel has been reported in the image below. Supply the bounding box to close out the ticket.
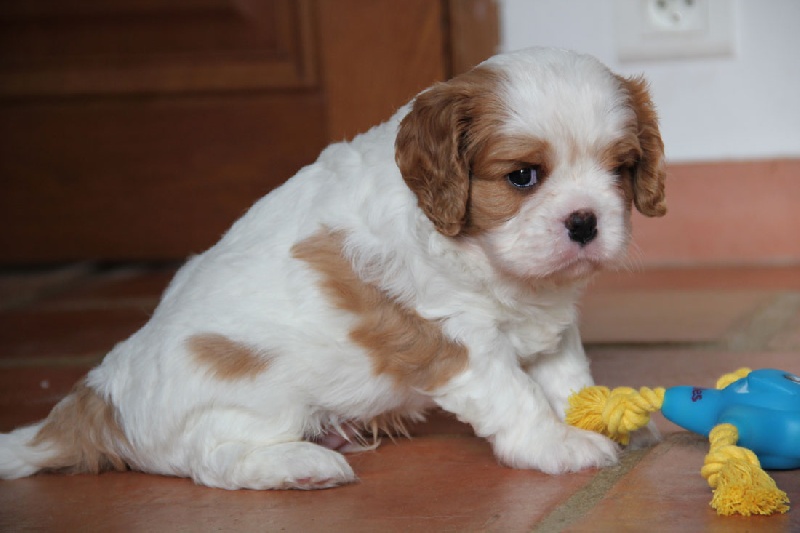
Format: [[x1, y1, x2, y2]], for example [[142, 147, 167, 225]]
[[715, 367, 752, 390], [565, 386, 613, 437], [701, 423, 789, 516], [566, 386, 665, 445]]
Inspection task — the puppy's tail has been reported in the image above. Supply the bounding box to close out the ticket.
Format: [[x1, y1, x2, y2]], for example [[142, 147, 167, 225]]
[[0, 422, 55, 479], [0, 379, 129, 479]]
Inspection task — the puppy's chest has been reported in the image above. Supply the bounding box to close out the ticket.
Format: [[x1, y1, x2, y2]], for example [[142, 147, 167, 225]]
[[499, 315, 570, 361]]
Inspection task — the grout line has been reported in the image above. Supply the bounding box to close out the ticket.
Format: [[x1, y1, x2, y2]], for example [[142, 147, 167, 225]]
[[530, 433, 703, 532], [529, 446, 653, 533]]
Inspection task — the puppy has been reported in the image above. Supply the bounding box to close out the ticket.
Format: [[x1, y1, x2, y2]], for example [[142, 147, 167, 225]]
[[0, 48, 666, 490]]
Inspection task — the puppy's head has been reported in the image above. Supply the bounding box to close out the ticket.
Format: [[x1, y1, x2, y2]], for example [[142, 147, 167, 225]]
[[396, 48, 666, 282]]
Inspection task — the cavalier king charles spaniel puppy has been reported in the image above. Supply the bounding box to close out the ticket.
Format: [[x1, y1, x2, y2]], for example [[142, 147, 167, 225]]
[[1, 48, 666, 490]]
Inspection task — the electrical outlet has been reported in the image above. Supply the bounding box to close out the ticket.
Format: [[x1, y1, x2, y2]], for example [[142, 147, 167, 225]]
[[615, 0, 736, 61], [646, 0, 708, 32]]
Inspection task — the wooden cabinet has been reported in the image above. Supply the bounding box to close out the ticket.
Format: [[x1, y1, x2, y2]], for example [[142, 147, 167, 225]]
[[0, 0, 498, 263]]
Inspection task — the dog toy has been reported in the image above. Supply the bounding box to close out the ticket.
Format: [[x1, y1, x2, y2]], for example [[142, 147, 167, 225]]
[[565, 368, 798, 516]]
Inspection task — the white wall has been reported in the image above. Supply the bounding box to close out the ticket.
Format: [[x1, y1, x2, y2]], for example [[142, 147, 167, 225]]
[[499, 0, 800, 163]]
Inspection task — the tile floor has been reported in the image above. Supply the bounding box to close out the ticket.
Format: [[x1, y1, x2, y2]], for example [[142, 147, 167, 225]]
[[1, 263, 799, 532]]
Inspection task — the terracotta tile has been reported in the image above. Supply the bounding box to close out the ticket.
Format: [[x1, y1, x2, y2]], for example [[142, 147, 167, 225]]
[[580, 290, 773, 344], [566, 433, 800, 532], [0, 438, 597, 532], [770, 308, 800, 351], [0, 307, 148, 361], [407, 408, 475, 437]]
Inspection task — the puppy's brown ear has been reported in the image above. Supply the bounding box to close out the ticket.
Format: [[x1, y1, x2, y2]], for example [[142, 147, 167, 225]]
[[395, 79, 475, 237], [620, 76, 667, 217]]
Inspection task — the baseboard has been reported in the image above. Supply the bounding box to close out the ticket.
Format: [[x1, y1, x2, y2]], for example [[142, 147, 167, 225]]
[[631, 158, 800, 267]]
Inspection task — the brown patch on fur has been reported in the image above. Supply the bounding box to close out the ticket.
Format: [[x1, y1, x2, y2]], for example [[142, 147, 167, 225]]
[[617, 75, 667, 217], [292, 229, 468, 391], [187, 333, 271, 381], [615, 165, 636, 207], [466, 135, 554, 233], [31, 379, 130, 474], [600, 133, 642, 207], [396, 66, 509, 237]]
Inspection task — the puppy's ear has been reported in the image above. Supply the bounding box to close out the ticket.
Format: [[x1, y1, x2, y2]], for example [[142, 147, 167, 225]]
[[395, 79, 475, 237], [620, 76, 667, 217]]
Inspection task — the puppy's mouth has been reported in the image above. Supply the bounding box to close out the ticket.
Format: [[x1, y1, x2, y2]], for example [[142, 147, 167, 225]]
[[547, 230, 627, 282], [552, 255, 605, 281]]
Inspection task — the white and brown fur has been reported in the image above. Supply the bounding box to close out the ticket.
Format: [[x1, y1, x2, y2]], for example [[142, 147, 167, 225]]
[[0, 48, 666, 490]]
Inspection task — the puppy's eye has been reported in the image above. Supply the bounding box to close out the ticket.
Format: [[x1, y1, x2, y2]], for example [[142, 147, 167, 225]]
[[506, 167, 538, 189]]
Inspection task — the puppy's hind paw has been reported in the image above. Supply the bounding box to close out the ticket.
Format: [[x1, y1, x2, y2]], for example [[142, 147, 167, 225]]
[[197, 441, 357, 490], [247, 442, 357, 490]]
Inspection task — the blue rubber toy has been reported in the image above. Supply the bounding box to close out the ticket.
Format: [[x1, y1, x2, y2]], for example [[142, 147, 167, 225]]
[[661, 368, 800, 470]]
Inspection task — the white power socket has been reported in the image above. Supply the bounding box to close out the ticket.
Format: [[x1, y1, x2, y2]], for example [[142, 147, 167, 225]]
[[614, 0, 736, 61]]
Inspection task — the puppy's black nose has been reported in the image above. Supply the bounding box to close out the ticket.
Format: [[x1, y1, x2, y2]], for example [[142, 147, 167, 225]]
[[565, 210, 598, 245]]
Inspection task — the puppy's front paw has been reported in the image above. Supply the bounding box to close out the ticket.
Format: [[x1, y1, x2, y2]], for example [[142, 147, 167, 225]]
[[551, 426, 620, 473], [496, 424, 619, 474]]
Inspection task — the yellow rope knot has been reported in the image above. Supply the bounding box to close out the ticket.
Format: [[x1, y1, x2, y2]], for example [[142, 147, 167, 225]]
[[702, 423, 789, 516], [566, 386, 664, 445]]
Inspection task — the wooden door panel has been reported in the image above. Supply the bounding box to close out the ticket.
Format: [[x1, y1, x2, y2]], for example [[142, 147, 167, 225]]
[[0, 94, 326, 261], [0, 0, 316, 96], [317, 0, 446, 141]]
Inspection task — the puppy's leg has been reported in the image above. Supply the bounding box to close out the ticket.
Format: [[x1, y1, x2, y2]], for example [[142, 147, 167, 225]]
[[197, 441, 355, 490], [178, 407, 356, 490], [434, 351, 618, 475], [527, 325, 661, 447], [525, 324, 595, 420]]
